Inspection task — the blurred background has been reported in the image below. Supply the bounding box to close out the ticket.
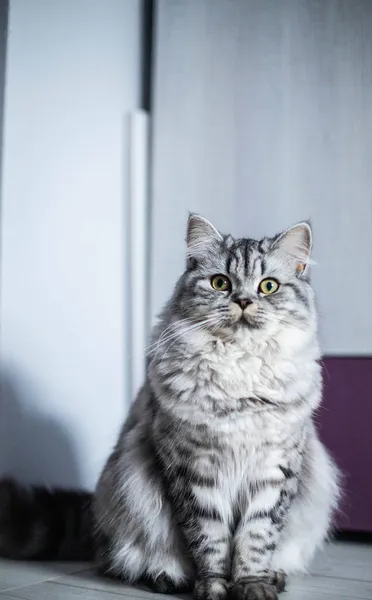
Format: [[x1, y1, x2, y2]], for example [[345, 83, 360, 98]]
[[0, 0, 371, 533]]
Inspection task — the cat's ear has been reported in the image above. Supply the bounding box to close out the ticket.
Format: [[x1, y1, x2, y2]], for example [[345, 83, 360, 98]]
[[271, 222, 312, 274], [186, 213, 223, 258]]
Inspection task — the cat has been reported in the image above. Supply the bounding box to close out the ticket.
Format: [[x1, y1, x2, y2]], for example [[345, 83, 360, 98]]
[[0, 214, 339, 600]]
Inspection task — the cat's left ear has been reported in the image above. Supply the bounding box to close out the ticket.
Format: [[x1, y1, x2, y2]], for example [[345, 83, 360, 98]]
[[271, 222, 312, 275], [186, 213, 223, 259]]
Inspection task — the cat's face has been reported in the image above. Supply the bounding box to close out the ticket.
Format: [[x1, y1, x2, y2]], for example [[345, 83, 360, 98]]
[[173, 215, 315, 336]]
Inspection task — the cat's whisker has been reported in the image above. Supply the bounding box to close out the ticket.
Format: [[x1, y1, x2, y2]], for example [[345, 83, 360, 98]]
[[148, 314, 219, 348], [148, 317, 195, 352], [149, 316, 222, 362], [157, 317, 195, 339], [147, 320, 199, 355], [156, 317, 223, 360], [155, 317, 219, 348]]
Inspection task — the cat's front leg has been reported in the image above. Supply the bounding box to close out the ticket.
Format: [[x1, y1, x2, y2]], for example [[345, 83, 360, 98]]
[[183, 513, 231, 600], [166, 468, 232, 600], [231, 471, 298, 600]]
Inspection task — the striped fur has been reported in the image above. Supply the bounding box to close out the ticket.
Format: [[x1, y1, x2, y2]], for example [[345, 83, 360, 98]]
[[0, 215, 339, 600]]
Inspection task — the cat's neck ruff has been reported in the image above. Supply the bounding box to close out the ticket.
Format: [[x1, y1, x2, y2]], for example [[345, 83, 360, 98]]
[[165, 314, 320, 365], [150, 314, 321, 436]]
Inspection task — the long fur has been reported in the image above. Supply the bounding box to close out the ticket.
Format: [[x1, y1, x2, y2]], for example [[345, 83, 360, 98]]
[[0, 216, 340, 599]]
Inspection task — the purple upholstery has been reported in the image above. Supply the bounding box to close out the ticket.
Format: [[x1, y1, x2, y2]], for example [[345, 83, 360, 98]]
[[319, 358, 372, 532]]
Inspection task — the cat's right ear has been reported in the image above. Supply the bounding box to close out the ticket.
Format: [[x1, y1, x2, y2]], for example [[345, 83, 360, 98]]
[[186, 214, 223, 259]]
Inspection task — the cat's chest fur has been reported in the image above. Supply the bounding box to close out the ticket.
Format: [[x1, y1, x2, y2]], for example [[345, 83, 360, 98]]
[[196, 339, 270, 398], [161, 331, 311, 403], [151, 328, 313, 508], [152, 326, 318, 439], [151, 328, 320, 446]]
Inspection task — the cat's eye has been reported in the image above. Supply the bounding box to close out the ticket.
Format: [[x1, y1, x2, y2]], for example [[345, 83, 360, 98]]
[[211, 274, 231, 292], [259, 278, 279, 295]]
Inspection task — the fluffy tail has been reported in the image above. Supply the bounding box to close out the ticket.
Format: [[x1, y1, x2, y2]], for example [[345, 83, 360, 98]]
[[0, 477, 94, 560]]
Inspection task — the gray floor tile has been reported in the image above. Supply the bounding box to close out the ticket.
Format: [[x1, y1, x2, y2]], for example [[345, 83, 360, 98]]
[[52, 569, 160, 597], [0, 561, 87, 593], [311, 541, 372, 582], [289, 574, 372, 599], [281, 591, 359, 600], [0, 580, 157, 600]]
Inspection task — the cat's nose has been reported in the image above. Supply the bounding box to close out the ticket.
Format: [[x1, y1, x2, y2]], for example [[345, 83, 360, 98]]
[[234, 298, 252, 310]]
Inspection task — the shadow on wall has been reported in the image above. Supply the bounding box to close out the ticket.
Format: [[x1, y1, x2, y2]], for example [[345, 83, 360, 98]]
[[0, 368, 82, 488]]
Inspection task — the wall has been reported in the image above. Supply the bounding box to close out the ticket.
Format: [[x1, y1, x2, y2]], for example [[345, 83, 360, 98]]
[[0, 0, 7, 201], [0, 0, 142, 489], [151, 0, 372, 355]]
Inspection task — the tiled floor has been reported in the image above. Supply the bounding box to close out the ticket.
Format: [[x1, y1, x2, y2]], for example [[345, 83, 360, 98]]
[[0, 541, 371, 600]]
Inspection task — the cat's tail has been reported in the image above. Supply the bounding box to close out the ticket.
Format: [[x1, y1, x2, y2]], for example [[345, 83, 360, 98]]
[[0, 477, 94, 560]]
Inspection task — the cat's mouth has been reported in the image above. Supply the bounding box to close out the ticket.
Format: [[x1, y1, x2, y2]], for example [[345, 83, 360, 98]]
[[226, 302, 265, 330], [238, 314, 263, 329], [232, 303, 260, 325]]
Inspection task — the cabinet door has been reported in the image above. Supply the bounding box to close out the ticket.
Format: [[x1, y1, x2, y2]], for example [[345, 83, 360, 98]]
[[320, 359, 372, 533], [0, 0, 142, 489], [151, 0, 372, 355]]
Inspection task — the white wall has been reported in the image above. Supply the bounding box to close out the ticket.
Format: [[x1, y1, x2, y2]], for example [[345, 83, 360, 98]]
[[0, 0, 142, 489], [151, 0, 372, 355]]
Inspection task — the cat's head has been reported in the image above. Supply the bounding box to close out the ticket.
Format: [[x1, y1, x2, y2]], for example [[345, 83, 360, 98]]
[[172, 214, 316, 338]]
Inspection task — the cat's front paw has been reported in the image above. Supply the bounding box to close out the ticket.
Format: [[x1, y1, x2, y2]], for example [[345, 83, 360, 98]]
[[194, 577, 229, 600], [147, 573, 192, 594], [230, 580, 277, 600], [266, 571, 286, 593]]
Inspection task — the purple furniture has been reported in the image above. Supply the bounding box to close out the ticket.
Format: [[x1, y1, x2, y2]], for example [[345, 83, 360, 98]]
[[319, 358, 372, 532]]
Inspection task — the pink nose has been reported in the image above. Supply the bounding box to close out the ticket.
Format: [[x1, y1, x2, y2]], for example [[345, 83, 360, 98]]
[[235, 298, 252, 309]]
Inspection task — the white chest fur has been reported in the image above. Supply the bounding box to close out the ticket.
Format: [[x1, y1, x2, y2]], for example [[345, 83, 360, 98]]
[[168, 326, 316, 394], [151, 323, 320, 436]]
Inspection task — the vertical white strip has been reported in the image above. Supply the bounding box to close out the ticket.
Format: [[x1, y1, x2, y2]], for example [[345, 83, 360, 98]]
[[128, 110, 149, 399]]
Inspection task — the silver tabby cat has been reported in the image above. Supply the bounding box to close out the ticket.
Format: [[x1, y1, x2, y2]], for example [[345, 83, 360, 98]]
[[94, 214, 340, 600]]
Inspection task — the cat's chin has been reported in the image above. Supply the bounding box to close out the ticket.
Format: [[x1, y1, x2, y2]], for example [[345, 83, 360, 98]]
[[235, 315, 265, 330], [216, 317, 265, 336]]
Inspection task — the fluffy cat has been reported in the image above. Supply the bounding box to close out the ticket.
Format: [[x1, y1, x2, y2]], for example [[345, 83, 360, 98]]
[[0, 215, 339, 600]]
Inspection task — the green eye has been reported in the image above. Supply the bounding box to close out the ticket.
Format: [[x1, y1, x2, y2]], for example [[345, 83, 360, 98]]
[[259, 278, 279, 295], [211, 275, 231, 292]]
